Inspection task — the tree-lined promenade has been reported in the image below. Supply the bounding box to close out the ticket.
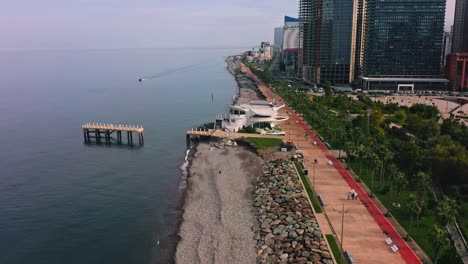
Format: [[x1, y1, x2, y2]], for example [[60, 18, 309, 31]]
[[245, 61, 468, 264]]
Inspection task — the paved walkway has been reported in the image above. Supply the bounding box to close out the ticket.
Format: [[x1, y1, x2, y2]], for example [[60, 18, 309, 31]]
[[241, 63, 421, 264]]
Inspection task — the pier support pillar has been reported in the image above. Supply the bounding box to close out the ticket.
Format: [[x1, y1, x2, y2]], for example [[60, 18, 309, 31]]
[[138, 133, 144, 145], [83, 129, 88, 142], [117, 131, 122, 144], [186, 134, 191, 148]]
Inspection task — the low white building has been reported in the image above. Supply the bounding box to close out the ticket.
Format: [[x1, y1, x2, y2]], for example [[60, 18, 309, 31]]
[[217, 100, 289, 132]]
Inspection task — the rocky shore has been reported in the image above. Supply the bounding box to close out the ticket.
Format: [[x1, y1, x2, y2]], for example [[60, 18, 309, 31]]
[[253, 160, 333, 264], [227, 56, 264, 104]]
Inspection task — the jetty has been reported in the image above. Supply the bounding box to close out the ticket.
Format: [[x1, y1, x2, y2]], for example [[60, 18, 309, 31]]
[[82, 123, 144, 144]]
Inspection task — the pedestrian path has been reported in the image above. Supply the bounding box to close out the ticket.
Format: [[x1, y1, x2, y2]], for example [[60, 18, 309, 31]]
[[241, 63, 421, 264]]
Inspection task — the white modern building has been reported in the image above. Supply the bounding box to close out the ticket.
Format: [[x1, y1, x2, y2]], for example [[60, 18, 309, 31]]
[[217, 100, 289, 132], [260, 42, 274, 61]]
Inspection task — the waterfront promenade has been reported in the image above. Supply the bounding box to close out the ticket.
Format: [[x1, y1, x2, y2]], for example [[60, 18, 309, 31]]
[[241, 63, 421, 264]]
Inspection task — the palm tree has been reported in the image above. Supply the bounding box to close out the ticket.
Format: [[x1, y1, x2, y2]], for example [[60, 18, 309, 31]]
[[393, 171, 407, 204], [436, 197, 459, 226], [406, 194, 421, 240], [357, 144, 368, 181], [343, 141, 356, 169], [343, 128, 363, 170], [377, 145, 393, 185], [386, 163, 401, 210], [415, 172, 431, 227], [432, 224, 450, 264], [369, 152, 380, 197]]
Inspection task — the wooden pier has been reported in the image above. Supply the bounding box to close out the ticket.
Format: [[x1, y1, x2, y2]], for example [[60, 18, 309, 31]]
[[82, 123, 144, 145]]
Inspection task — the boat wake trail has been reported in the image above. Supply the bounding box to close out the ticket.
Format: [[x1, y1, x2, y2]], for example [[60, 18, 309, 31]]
[[139, 64, 200, 82]]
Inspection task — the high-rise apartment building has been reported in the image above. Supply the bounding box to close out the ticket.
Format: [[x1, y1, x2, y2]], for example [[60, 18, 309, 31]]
[[274, 27, 283, 52], [299, 0, 354, 85], [353, 0, 448, 90], [442, 28, 453, 67], [452, 0, 468, 53]]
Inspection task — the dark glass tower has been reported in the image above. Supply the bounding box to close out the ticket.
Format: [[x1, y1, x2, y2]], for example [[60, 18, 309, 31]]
[[359, 0, 446, 77], [299, 0, 354, 84], [452, 0, 468, 53]]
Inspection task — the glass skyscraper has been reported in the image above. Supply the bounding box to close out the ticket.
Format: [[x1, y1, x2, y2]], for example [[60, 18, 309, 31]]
[[299, 0, 354, 84], [452, 0, 468, 53], [359, 0, 446, 77]]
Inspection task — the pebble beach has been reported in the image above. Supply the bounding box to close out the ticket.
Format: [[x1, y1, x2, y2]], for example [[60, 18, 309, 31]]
[[175, 56, 332, 264]]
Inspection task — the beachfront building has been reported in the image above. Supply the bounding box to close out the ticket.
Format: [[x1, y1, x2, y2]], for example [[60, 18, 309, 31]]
[[353, 0, 448, 91], [217, 100, 289, 132], [299, 0, 355, 85]]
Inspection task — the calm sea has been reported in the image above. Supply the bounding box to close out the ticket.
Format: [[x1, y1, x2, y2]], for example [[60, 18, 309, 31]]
[[0, 48, 240, 264]]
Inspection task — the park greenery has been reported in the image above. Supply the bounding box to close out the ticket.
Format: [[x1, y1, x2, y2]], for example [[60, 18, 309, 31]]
[[245, 137, 283, 149], [325, 234, 346, 264], [246, 62, 467, 263], [295, 162, 323, 213]]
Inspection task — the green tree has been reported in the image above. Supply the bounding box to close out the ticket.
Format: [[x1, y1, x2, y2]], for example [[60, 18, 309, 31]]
[[386, 163, 404, 209], [370, 107, 385, 136], [368, 152, 380, 197], [343, 128, 364, 169], [436, 197, 459, 226], [376, 145, 393, 185], [432, 224, 451, 264], [415, 172, 431, 226], [408, 103, 439, 120], [430, 135, 468, 186], [407, 194, 421, 239], [356, 143, 369, 181], [324, 80, 333, 97], [394, 109, 407, 123], [394, 140, 424, 177], [405, 114, 440, 140], [393, 171, 408, 204]]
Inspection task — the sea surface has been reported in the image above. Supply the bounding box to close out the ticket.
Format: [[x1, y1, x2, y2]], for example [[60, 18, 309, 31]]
[[0, 48, 241, 264]]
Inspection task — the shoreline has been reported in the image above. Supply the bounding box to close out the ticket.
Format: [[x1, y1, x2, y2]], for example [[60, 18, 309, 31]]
[[175, 142, 263, 263], [173, 55, 262, 263], [165, 56, 242, 264]]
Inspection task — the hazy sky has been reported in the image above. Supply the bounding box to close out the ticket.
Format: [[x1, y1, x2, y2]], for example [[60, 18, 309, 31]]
[[0, 0, 457, 51]]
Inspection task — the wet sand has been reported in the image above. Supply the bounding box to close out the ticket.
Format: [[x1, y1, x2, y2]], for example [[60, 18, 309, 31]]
[[175, 143, 263, 264]]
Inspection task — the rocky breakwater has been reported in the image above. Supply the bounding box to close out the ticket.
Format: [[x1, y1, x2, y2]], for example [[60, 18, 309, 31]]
[[253, 160, 333, 264]]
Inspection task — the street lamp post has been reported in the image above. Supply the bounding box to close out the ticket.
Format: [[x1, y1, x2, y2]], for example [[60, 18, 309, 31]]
[[341, 202, 345, 263], [313, 159, 318, 193]]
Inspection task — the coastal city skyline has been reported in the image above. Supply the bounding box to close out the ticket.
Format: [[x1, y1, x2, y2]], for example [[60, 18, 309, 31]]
[[0, 0, 457, 51], [1, 0, 468, 263]]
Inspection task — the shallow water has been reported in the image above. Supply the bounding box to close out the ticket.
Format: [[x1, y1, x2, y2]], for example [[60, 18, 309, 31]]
[[0, 48, 240, 264]]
